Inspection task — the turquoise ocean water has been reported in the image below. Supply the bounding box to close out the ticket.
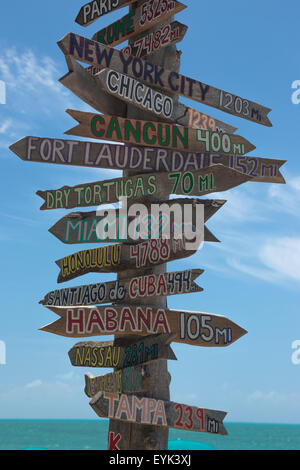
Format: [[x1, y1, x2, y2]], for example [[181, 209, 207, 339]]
[[0, 420, 299, 450]]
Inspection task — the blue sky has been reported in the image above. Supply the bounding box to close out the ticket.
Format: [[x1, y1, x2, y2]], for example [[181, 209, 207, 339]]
[[0, 0, 300, 425]]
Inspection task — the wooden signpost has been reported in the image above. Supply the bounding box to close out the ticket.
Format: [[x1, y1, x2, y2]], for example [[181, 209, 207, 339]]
[[54, 236, 201, 283], [10, 136, 286, 184], [68, 334, 177, 369], [36, 164, 252, 211], [84, 365, 149, 397], [10, 0, 284, 451], [57, 32, 272, 126], [75, 0, 137, 26], [65, 109, 255, 154], [91, 0, 187, 47], [41, 304, 247, 347], [90, 391, 228, 435], [40, 269, 204, 306]]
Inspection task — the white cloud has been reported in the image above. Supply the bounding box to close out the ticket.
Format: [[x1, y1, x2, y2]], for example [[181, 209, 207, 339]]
[[25, 379, 42, 389]]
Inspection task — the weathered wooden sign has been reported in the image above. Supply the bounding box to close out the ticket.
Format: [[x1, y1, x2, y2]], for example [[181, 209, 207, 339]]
[[91, 0, 186, 47], [41, 269, 204, 307], [65, 110, 254, 154], [54, 237, 201, 283], [59, 57, 236, 133], [90, 391, 227, 435], [121, 20, 188, 58], [68, 334, 177, 369], [57, 32, 272, 126], [84, 365, 149, 397], [75, 0, 137, 27], [41, 305, 247, 347], [36, 164, 252, 212], [95, 68, 238, 134], [10, 136, 286, 184], [47, 200, 219, 244]]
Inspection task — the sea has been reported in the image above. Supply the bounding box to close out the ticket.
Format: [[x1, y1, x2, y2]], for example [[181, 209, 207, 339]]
[[0, 420, 299, 451]]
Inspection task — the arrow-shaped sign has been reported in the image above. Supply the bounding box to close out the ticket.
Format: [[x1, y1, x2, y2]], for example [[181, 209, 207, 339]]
[[65, 109, 254, 154], [95, 68, 238, 133], [90, 391, 228, 435], [10, 136, 286, 184], [40, 269, 204, 307], [47, 200, 220, 244], [59, 57, 236, 134], [54, 236, 201, 283], [84, 365, 149, 397], [36, 164, 252, 211], [57, 32, 272, 126], [91, 0, 187, 47], [41, 305, 247, 347], [75, 0, 137, 26], [68, 334, 177, 369]]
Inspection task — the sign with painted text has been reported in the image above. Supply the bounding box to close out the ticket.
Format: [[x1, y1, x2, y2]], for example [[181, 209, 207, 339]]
[[36, 164, 252, 212], [10, 136, 286, 184], [57, 32, 272, 126], [92, 0, 186, 47], [68, 334, 177, 369], [95, 68, 237, 133], [121, 20, 188, 58], [40, 269, 204, 307], [65, 109, 254, 154], [90, 391, 228, 435], [84, 365, 149, 397], [41, 304, 247, 347], [75, 0, 137, 27], [54, 237, 201, 283]]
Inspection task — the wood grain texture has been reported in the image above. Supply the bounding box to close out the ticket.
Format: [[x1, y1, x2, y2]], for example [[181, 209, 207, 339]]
[[40, 304, 248, 347], [75, 0, 137, 26], [53, 236, 201, 283], [10, 136, 286, 184], [65, 109, 254, 154], [68, 334, 177, 368], [90, 391, 228, 435], [57, 32, 272, 126], [36, 164, 252, 211], [91, 0, 187, 47], [40, 269, 204, 306]]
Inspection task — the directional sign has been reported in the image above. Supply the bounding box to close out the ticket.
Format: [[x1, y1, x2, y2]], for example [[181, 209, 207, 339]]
[[57, 32, 272, 126], [54, 236, 201, 283], [90, 391, 227, 435], [84, 365, 149, 397], [59, 57, 237, 133], [91, 0, 186, 47], [40, 269, 204, 307], [75, 0, 137, 27], [95, 68, 237, 134], [10, 136, 286, 184], [65, 109, 254, 154], [68, 334, 177, 369], [48, 202, 219, 244], [121, 20, 188, 58], [41, 305, 247, 347], [36, 164, 252, 211]]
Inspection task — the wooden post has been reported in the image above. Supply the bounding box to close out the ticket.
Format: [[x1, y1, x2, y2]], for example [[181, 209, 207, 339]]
[[108, 7, 180, 451]]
